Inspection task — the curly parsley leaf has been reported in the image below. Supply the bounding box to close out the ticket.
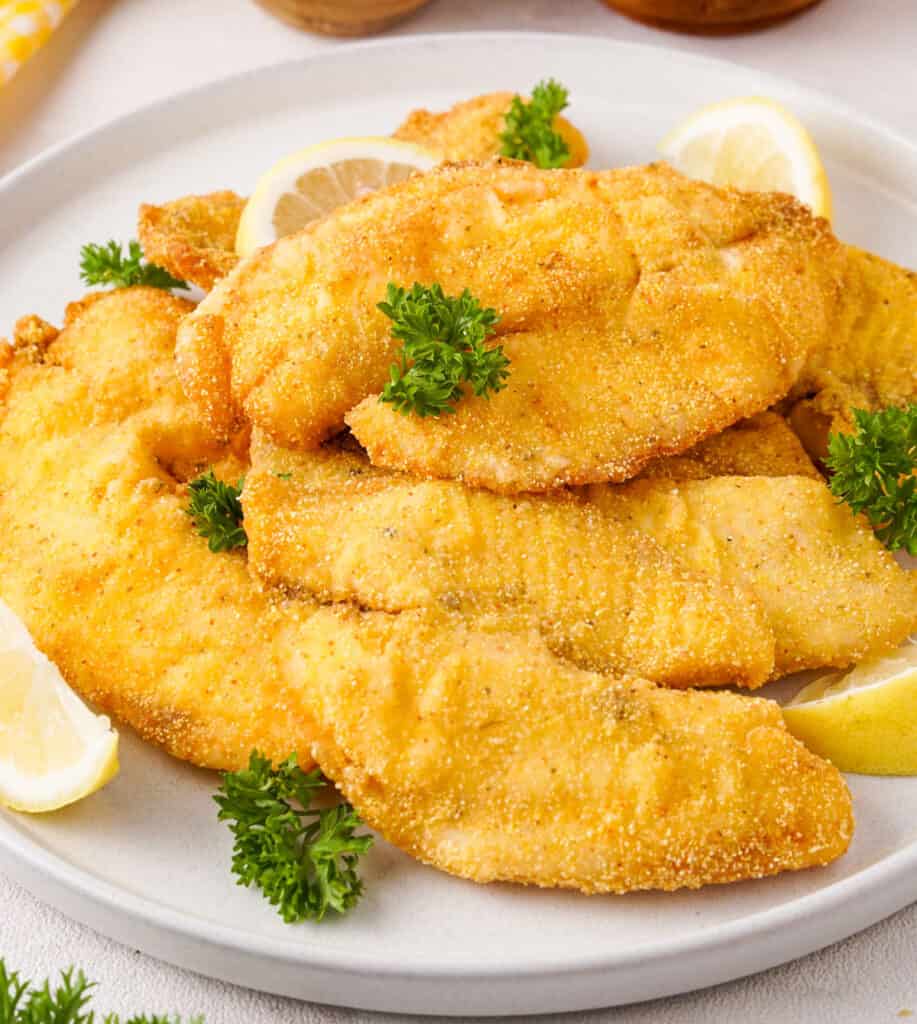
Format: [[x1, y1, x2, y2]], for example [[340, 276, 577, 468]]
[[79, 240, 188, 291], [214, 751, 373, 923], [499, 78, 571, 169], [826, 404, 917, 554], [185, 470, 247, 553], [378, 282, 508, 417], [0, 958, 201, 1024]]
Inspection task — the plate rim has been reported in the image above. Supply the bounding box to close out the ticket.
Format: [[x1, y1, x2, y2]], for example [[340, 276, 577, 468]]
[[3, 30, 917, 199], [1, 28, 916, 1006], [3, 806, 917, 978]]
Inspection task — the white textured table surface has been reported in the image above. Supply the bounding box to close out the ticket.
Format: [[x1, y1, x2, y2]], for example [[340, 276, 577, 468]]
[[1, 0, 915, 1019]]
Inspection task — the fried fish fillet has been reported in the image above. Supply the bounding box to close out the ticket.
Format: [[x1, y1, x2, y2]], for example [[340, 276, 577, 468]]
[[137, 92, 588, 292], [638, 410, 821, 481], [137, 190, 246, 291], [305, 604, 853, 893], [0, 288, 855, 893], [177, 160, 844, 492], [244, 432, 775, 687], [0, 288, 324, 772], [590, 475, 917, 676], [392, 90, 589, 166], [789, 246, 917, 460]]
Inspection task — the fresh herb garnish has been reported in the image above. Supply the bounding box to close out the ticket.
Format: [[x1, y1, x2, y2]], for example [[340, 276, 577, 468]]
[[826, 404, 917, 554], [214, 751, 373, 923], [0, 958, 202, 1023], [185, 470, 247, 552], [79, 240, 188, 291], [499, 78, 571, 169], [378, 282, 508, 417]]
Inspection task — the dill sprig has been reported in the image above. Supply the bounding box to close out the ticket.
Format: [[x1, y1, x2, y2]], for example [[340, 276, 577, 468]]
[[79, 240, 188, 291], [0, 958, 202, 1023], [499, 78, 571, 169], [826, 404, 917, 554], [379, 282, 508, 417], [185, 470, 247, 552], [214, 751, 373, 923]]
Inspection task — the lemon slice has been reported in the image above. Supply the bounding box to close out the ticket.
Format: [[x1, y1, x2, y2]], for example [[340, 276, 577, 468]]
[[0, 600, 118, 812], [783, 644, 917, 775], [236, 136, 438, 257], [659, 96, 832, 220]]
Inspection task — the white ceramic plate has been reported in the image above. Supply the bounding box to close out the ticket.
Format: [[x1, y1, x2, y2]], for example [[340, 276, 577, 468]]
[[0, 33, 916, 1018]]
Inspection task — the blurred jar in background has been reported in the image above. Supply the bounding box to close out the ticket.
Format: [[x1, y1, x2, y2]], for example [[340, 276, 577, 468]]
[[255, 0, 431, 36], [604, 0, 823, 31]]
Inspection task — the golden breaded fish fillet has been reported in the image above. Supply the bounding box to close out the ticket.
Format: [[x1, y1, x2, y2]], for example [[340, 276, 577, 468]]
[[789, 246, 917, 460], [305, 604, 853, 893], [137, 190, 246, 291], [392, 90, 589, 166], [244, 432, 775, 688], [137, 92, 588, 292], [0, 288, 323, 772], [638, 410, 821, 481], [177, 161, 844, 492], [590, 475, 917, 676], [0, 289, 855, 893]]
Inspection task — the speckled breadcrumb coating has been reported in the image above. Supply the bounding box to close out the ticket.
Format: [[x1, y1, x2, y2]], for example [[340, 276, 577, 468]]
[[0, 287, 858, 892], [137, 190, 246, 291], [638, 411, 821, 480], [0, 288, 321, 772], [392, 90, 589, 166], [305, 604, 853, 893], [788, 246, 917, 461], [589, 475, 917, 676], [243, 431, 775, 688], [177, 160, 845, 492]]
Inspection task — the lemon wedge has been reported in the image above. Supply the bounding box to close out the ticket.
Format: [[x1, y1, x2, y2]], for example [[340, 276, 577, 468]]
[[235, 136, 438, 257], [659, 96, 832, 220], [783, 644, 917, 775], [0, 600, 118, 812]]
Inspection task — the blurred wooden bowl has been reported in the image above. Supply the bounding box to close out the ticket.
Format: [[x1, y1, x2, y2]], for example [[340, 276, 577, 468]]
[[603, 0, 822, 31], [255, 0, 432, 36]]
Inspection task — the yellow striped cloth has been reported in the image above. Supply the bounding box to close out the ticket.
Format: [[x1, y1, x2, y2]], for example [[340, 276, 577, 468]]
[[1, 0, 77, 85]]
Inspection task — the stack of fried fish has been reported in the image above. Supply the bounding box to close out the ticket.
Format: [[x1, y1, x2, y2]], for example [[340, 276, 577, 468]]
[[1, 92, 915, 895]]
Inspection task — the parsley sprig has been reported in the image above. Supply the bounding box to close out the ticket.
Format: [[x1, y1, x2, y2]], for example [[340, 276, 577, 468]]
[[79, 240, 188, 291], [379, 282, 509, 417], [826, 405, 917, 554], [0, 958, 201, 1023], [185, 470, 247, 552], [214, 752, 373, 923], [499, 78, 571, 169]]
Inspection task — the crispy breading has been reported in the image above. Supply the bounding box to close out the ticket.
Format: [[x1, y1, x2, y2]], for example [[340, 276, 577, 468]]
[[639, 411, 821, 480], [11, 313, 59, 358], [177, 161, 845, 492], [789, 246, 917, 460], [244, 432, 775, 688], [392, 91, 589, 166], [589, 475, 917, 676], [137, 190, 246, 291], [136, 92, 589, 292], [305, 604, 853, 893], [0, 288, 856, 891], [0, 288, 321, 772]]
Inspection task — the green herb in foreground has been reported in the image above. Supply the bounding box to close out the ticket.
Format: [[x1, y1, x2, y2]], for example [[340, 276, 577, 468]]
[[214, 751, 373, 923], [79, 240, 188, 291], [499, 78, 571, 169], [379, 282, 508, 417], [185, 470, 247, 552], [0, 958, 202, 1023], [826, 404, 917, 554]]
